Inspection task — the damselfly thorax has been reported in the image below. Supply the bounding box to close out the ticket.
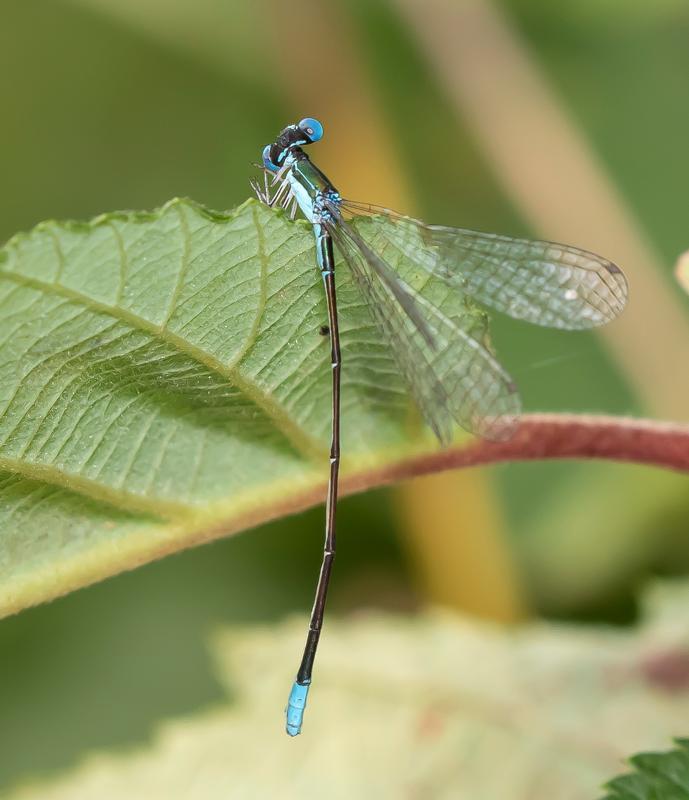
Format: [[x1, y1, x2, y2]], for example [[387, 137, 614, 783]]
[[252, 148, 340, 225]]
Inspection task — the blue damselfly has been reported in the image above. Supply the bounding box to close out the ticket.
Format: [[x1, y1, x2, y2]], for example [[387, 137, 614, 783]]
[[252, 118, 628, 736]]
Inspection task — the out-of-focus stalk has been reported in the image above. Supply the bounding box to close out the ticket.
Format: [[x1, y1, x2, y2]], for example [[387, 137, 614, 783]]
[[676, 251, 689, 296], [397, 471, 526, 621]]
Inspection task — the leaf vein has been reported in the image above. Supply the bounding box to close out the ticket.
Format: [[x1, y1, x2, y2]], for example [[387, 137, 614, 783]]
[[0, 269, 322, 461], [0, 455, 191, 521]]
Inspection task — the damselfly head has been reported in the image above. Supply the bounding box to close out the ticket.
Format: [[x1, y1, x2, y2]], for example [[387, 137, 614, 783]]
[[263, 118, 324, 171], [297, 117, 324, 143]]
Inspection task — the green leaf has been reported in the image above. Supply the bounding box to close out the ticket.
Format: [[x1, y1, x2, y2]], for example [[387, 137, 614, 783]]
[[601, 740, 689, 799], [1, 196, 685, 620], [0, 197, 470, 617]]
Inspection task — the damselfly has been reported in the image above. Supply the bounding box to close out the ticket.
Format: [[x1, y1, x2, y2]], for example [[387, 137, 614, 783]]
[[252, 117, 628, 736]]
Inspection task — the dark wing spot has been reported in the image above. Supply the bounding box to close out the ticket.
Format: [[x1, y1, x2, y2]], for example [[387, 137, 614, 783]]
[[605, 260, 623, 274]]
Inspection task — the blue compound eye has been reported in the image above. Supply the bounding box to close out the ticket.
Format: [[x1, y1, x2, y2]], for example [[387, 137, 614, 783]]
[[298, 117, 323, 143], [262, 144, 279, 173]]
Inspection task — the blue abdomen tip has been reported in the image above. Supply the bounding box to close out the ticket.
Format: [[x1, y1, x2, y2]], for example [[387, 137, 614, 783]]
[[285, 681, 310, 737]]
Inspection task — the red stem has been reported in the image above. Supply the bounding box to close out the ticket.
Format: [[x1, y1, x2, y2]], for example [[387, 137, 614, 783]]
[[204, 413, 689, 545], [344, 413, 689, 495]]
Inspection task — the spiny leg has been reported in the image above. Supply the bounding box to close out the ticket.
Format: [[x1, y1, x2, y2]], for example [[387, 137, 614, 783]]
[[251, 164, 292, 208]]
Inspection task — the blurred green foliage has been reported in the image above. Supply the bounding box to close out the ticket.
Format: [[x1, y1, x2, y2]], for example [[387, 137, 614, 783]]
[[0, 0, 688, 791]]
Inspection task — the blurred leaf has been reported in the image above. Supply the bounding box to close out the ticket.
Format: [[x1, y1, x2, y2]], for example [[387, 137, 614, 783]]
[[513, 0, 688, 29], [65, 0, 267, 85], [8, 581, 689, 799], [601, 739, 689, 799], [521, 462, 689, 613]]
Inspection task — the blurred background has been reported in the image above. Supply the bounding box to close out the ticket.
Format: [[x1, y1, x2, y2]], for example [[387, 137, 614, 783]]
[[1, 0, 688, 790]]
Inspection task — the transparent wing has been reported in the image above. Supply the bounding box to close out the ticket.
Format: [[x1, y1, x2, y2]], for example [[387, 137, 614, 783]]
[[341, 201, 628, 330], [325, 204, 520, 443]]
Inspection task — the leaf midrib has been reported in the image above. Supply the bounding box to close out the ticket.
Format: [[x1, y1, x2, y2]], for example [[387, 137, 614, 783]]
[[0, 265, 324, 480], [0, 455, 188, 520]]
